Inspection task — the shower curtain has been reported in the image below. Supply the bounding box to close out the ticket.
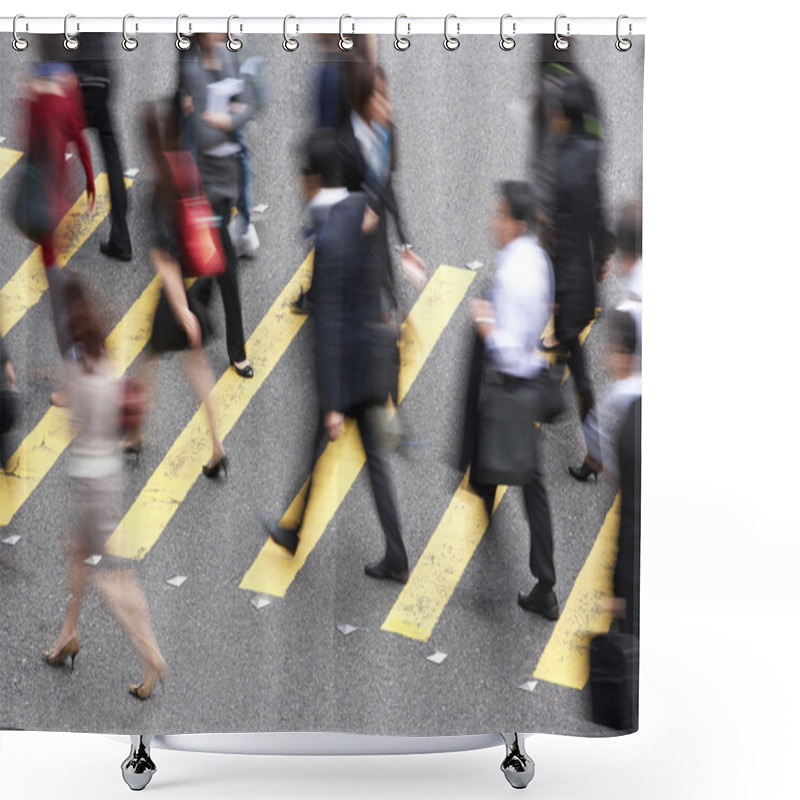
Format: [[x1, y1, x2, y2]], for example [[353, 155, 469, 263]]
[[0, 28, 643, 738]]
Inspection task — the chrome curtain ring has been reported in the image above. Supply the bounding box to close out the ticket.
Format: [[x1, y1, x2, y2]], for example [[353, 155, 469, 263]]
[[500, 14, 516, 51], [122, 14, 138, 51], [444, 14, 460, 51], [176, 14, 191, 51], [616, 15, 632, 51], [227, 15, 243, 51], [339, 15, 354, 51], [554, 14, 570, 51], [394, 15, 410, 51], [12, 15, 28, 51], [283, 15, 299, 51], [63, 14, 79, 51]]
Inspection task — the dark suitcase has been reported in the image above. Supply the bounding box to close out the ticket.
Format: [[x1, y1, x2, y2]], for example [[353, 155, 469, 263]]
[[589, 630, 639, 731]]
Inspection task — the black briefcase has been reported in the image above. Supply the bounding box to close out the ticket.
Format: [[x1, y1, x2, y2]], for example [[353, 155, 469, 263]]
[[474, 379, 540, 486], [589, 630, 639, 731]]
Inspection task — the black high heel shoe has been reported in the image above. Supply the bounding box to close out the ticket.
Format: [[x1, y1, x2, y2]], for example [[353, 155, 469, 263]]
[[231, 361, 254, 378], [568, 461, 599, 482], [202, 455, 229, 479]]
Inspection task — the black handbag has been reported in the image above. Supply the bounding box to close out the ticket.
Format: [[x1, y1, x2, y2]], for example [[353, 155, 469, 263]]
[[13, 159, 56, 242], [589, 630, 639, 731], [474, 378, 540, 486]]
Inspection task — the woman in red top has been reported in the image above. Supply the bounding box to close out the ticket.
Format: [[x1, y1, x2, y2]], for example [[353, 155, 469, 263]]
[[20, 62, 95, 404]]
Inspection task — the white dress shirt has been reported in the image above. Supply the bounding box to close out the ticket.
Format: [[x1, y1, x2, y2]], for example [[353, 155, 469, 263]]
[[485, 234, 554, 379]]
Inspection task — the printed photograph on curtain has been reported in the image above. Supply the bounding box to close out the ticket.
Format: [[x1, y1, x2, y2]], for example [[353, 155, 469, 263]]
[[0, 30, 643, 737]]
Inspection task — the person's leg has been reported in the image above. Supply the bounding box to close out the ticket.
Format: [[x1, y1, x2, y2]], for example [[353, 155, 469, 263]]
[[183, 347, 224, 463], [565, 335, 594, 421], [235, 135, 251, 230], [356, 405, 408, 574], [48, 551, 88, 657], [44, 264, 73, 358], [522, 473, 556, 591], [87, 86, 131, 257], [213, 199, 249, 368]]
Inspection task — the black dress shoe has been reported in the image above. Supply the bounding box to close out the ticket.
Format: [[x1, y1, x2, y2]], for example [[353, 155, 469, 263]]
[[100, 240, 132, 262], [568, 461, 599, 482], [517, 586, 560, 621], [364, 560, 409, 584], [231, 362, 254, 378], [263, 516, 299, 556]]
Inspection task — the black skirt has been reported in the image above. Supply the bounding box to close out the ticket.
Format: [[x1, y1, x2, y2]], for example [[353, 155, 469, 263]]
[[150, 278, 214, 355]]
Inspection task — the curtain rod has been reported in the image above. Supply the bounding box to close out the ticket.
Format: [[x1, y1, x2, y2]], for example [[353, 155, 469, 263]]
[[0, 16, 646, 37]]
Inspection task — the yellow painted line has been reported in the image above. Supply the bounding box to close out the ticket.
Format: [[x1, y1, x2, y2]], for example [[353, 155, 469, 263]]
[[239, 264, 475, 597], [532, 494, 620, 690], [105, 252, 316, 560], [382, 476, 508, 641], [0, 277, 162, 526], [1, 174, 134, 337], [0, 146, 23, 182]]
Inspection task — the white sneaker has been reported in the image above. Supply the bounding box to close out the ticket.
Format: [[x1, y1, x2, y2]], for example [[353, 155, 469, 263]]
[[237, 223, 260, 258]]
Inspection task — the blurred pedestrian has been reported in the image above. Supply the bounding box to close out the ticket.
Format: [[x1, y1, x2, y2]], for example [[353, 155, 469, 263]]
[[463, 181, 560, 621], [57, 33, 133, 262], [1, 333, 20, 471], [43, 274, 167, 701], [178, 32, 255, 379], [263, 129, 409, 584], [15, 54, 96, 406], [540, 72, 611, 423], [121, 103, 227, 480]]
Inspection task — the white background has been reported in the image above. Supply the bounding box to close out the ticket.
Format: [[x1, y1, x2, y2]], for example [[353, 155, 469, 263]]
[[2, 1, 798, 798]]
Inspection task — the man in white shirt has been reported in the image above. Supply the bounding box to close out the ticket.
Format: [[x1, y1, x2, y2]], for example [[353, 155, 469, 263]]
[[468, 181, 560, 621]]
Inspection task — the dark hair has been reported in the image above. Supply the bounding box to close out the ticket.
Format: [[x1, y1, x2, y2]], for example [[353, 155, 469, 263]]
[[300, 128, 342, 188], [616, 201, 643, 257], [64, 273, 106, 362], [347, 60, 378, 117], [607, 309, 637, 356], [498, 181, 535, 226]]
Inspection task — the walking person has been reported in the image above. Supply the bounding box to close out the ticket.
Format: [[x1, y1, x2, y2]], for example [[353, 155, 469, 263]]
[[263, 129, 409, 583], [461, 181, 560, 621], [121, 103, 227, 479], [57, 33, 133, 262], [178, 32, 255, 379], [43, 274, 167, 700], [15, 57, 96, 407]]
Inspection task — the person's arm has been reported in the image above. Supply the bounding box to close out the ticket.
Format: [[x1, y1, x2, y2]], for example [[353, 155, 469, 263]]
[[66, 86, 95, 208]]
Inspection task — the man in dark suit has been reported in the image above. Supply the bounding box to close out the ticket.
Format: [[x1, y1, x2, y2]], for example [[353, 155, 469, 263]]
[[263, 129, 409, 584]]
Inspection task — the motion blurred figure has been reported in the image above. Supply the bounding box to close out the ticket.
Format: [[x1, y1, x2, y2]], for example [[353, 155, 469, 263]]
[[43, 275, 167, 701], [263, 129, 409, 584], [16, 56, 96, 406], [464, 181, 560, 621], [178, 32, 255, 379], [121, 103, 227, 480]]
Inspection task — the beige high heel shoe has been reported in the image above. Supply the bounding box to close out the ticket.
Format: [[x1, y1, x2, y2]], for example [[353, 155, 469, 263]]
[[129, 659, 168, 701], [43, 635, 80, 670]]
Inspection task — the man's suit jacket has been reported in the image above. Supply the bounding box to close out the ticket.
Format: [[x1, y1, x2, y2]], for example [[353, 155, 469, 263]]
[[313, 192, 381, 415]]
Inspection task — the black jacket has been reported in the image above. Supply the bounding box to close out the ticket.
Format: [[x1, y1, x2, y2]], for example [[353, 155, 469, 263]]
[[313, 192, 381, 415]]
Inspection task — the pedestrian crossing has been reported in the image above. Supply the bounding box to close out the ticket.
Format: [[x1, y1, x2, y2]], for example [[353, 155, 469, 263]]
[[0, 149, 620, 696]]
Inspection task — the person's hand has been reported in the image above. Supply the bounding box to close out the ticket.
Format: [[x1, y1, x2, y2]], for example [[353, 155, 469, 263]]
[[4, 360, 16, 388], [470, 299, 495, 340], [202, 111, 234, 132], [362, 207, 380, 235], [181, 94, 195, 116], [595, 259, 611, 282], [325, 411, 345, 441], [400, 247, 427, 291], [87, 183, 96, 212], [182, 308, 202, 349]]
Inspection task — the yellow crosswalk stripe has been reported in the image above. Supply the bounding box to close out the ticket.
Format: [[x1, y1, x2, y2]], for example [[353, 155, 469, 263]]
[[1, 174, 134, 337], [532, 494, 620, 690], [0, 146, 23, 182], [239, 264, 475, 597], [382, 475, 508, 641], [382, 314, 602, 642], [105, 252, 315, 560], [0, 277, 162, 526]]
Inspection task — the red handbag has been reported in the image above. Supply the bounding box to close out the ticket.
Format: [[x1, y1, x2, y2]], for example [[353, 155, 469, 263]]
[[163, 151, 226, 277]]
